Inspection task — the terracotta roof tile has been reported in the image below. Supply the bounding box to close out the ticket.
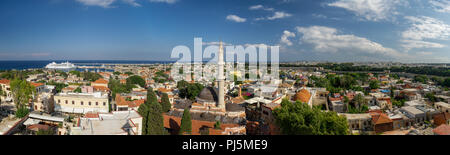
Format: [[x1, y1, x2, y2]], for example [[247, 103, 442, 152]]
[[433, 124, 450, 135], [0, 79, 10, 85]]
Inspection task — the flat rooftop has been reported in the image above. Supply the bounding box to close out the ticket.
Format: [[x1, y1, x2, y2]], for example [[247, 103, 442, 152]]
[[401, 106, 425, 115], [72, 111, 141, 135], [55, 92, 107, 99], [342, 113, 372, 120], [0, 116, 22, 135], [435, 102, 450, 108]]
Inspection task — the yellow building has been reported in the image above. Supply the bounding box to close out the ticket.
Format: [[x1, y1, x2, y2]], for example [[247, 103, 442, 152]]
[[54, 92, 109, 114]]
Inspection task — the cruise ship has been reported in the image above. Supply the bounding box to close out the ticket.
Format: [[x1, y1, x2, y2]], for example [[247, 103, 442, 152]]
[[45, 61, 77, 69]]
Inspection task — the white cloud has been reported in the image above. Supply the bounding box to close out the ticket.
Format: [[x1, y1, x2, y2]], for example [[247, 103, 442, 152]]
[[430, 0, 450, 13], [402, 16, 450, 41], [295, 26, 404, 57], [416, 51, 433, 56], [400, 40, 445, 51], [123, 0, 141, 7], [149, 0, 177, 4], [400, 16, 450, 51], [280, 30, 295, 46], [312, 13, 327, 19], [327, 0, 403, 21], [226, 15, 247, 23], [267, 11, 292, 20], [76, 0, 116, 8], [249, 5, 274, 11]]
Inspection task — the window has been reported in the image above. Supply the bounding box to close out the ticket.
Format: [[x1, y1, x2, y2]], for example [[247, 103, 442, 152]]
[[81, 101, 83, 105], [58, 99, 61, 103], [65, 100, 68, 104], [72, 101, 75, 105], [96, 102, 98, 106], [103, 102, 106, 106], [89, 102, 91, 106]]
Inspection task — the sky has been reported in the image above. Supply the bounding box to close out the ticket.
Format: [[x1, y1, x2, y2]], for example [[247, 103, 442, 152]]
[[0, 0, 449, 63]]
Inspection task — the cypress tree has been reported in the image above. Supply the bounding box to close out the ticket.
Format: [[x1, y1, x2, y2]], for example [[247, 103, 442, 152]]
[[146, 88, 165, 135], [161, 93, 171, 112], [147, 87, 158, 103], [179, 108, 192, 135], [147, 102, 165, 135], [137, 103, 149, 135]]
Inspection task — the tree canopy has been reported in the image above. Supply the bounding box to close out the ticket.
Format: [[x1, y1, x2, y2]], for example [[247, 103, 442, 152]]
[[273, 99, 349, 135], [160, 93, 171, 112], [177, 80, 204, 101], [126, 75, 146, 88], [369, 80, 380, 90], [179, 108, 192, 135], [10, 79, 35, 109], [138, 88, 166, 135]]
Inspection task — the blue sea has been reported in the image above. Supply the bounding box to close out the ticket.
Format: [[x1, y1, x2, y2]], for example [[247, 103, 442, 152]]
[[0, 60, 174, 71]]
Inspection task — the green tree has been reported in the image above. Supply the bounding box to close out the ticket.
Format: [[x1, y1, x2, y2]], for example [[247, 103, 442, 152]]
[[139, 88, 165, 135], [10, 79, 35, 109], [392, 99, 405, 108], [425, 93, 438, 102], [443, 78, 450, 87], [126, 75, 146, 88], [74, 87, 82, 93], [147, 87, 158, 103], [146, 101, 165, 135], [214, 121, 221, 129], [137, 103, 149, 135], [113, 71, 121, 75], [160, 93, 171, 112], [179, 108, 192, 135], [177, 80, 204, 101], [414, 75, 428, 84], [15, 107, 29, 118], [109, 78, 132, 99], [369, 80, 380, 90], [353, 94, 366, 109], [82, 71, 102, 82], [46, 81, 68, 93], [69, 70, 81, 77], [273, 99, 349, 135]]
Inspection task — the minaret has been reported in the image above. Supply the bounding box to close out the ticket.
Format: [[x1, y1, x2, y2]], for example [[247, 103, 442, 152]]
[[217, 41, 225, 110]]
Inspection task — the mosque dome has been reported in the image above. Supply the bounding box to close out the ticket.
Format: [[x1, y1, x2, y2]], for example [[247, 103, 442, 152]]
[[197, 87, 218, 102]]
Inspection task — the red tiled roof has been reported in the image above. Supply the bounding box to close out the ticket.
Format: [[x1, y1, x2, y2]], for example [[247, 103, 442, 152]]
[[158, 88, 172, 93], [115, 94, 145, 108], [30, 82, 44, 87], [115, 94, 131, 106], [27, 124, 50, 131], [0, 79, 10, 85], [85, 112, 99, 118], [93, 86, 110, 92], [433, 124, 450, 135], [93, 78, 108, 84], [129, 99, 145, 108], [371, 113, 393, 125]]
